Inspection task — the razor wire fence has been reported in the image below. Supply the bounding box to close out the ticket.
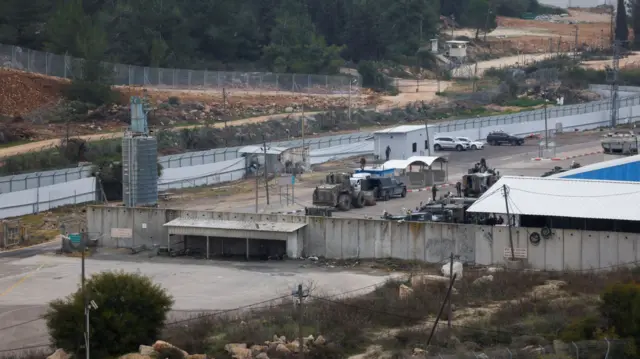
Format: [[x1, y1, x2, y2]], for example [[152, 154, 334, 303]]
[[158, 133, 372, 168], [0, 43, 360, 95]]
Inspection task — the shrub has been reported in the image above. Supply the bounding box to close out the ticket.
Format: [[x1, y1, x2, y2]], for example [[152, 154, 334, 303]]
[[44, 271, 174, 359], [600, 282, 640, 343]]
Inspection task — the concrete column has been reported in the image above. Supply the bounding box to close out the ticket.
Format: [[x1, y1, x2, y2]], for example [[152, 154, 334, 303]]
[[206, 236, 210, 259], [167, 233, 170, 251], [246, 238, 249, 260]]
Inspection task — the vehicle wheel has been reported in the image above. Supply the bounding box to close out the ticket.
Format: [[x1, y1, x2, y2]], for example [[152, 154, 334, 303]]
[[471, 145, 477, 150], [400, 188, 407, 198], [434, 144, 442, 151], [384, 191, 391, 201], [490, 140, 498, 146], [456, 145, 463, 151], [352, 191, 365, 208], [337, 193, 351, 211], [365, 197, 376, 206], [517, 141, 523, 146]]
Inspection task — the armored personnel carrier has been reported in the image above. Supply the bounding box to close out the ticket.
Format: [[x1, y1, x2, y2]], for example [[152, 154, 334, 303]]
[[601, 130, 639, 155]]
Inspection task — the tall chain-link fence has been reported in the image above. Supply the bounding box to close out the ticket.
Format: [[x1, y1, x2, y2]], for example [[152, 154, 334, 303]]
[[0, 43, 360, 95]]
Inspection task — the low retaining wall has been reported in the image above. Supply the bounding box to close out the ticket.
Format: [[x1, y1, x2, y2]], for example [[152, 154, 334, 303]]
[[87, 206, 640, 271]]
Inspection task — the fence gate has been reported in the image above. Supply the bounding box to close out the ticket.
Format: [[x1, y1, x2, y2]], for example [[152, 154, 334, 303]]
[[1, 221, 22, 248]]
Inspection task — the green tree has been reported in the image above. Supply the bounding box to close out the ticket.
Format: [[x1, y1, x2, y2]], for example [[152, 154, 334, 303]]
[[631, 0, 640, 49], [616, 0, 630, 45], [462, 0, 496, 40], [44, 271, 174, 359], [262, 0, 343, 73]]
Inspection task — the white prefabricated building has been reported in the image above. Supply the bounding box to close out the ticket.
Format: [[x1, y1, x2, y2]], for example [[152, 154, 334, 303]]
[[373, 125, 436, 160]]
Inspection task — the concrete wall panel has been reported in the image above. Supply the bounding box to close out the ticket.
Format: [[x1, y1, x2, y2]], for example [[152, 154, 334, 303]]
[[306, 217, 326, 257], [474, 226, 493, 265], [87, 206, 640, 270], [544, 230, 564, 271], [342, 218, 359, 258], [425, 224, 454, 263], [563, 230, 582, 270], [325, 219, 343, 258], [523, 228, 546, 269], [581, 231, 600, 270], [455, 225, 475, 264], [389, 222, 407, 259], [379, 221, 392, 258], [618, 233, 637, 266], [359, 219, 378, 258], [408, 222, 426, 261], [599, 232, 618, 268]]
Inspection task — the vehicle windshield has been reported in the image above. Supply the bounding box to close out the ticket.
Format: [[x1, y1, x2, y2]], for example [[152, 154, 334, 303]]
[[457, 138, 469, 142]]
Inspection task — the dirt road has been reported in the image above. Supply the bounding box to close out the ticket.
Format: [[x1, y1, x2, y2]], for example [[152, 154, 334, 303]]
[[0, 112, 320, 159], [0, 80, 449, 159]]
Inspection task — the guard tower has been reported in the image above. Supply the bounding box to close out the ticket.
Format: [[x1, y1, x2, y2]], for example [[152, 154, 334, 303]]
[[445, 40, 468, 59], [122, 95, 159, 207]]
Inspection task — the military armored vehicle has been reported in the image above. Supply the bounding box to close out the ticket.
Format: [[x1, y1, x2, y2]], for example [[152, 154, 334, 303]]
[[601, 130, 639, 155], [311, 172, 375, 211]]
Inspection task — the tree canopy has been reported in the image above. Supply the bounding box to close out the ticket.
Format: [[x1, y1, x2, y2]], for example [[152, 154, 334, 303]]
[[0, 0, 557, 74]]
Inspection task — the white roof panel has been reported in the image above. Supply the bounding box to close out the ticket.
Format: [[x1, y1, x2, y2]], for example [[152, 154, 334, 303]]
[[548, 154, 640, 178], [467, 176, 640, 221], [373, 125, 425, 134], [164, 218, 306, 232], [382, 156, 447, 169]]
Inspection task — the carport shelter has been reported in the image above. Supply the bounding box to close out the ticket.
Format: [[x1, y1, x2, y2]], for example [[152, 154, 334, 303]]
[[163, 218, 306, 259], [382, 156, 448, 188]]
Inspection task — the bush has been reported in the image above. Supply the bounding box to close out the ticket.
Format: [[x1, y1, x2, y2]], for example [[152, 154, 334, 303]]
[[357, 61, 397, 94], [44, 271, 174, 359], [600, 282, 640, 343]]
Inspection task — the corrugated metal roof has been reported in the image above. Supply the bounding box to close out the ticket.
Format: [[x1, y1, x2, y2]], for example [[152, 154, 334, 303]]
[[163, 218, 307, 232], [466, 176, 640, 221], [373, 125, 426, 134], [383, 156, 447, 169], [238, 145, 290, 155], [549, 154, 640, 181]]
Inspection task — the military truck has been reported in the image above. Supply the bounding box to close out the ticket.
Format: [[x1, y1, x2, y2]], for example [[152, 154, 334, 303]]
[[311, 172, 375, 211]]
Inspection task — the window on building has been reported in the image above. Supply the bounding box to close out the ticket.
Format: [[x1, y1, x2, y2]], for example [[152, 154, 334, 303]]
[[424, 140, 428, 149], [412, 142, 417, 152]]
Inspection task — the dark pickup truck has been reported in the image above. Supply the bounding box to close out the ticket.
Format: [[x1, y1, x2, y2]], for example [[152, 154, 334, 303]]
[[362, 177, 407, 201], [486, 131, 524, 146]]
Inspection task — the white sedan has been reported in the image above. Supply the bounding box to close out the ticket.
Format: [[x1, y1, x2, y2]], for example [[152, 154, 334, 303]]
[[456, 137, 485, 150]]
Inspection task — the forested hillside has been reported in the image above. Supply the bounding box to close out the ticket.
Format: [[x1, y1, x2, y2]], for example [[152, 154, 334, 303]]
[[0, 0, 558, 74]]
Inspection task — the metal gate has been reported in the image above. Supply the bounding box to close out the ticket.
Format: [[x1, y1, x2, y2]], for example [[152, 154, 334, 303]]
[[1, 221, 22, 248]]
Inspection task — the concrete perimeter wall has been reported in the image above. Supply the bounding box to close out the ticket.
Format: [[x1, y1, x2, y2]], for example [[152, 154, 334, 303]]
[[87, 206, 640, 271]]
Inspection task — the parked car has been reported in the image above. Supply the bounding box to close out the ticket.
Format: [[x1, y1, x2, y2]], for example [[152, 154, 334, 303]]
[[433, 137, 470, 151], [362, 177, 407, 201], [486, 131, 524, 146], [456, 137, 485, 150]]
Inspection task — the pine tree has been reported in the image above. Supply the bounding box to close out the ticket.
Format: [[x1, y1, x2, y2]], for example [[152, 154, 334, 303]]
[[616, 0, 629, 46], [632, 0, 640, 49]]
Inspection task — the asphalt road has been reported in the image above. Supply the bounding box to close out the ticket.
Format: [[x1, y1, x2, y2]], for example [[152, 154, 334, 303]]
[[0, 241, 60, 260]]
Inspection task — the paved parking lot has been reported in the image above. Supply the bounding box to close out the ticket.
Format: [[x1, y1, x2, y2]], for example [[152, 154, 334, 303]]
[[0, 252, 395, 351]]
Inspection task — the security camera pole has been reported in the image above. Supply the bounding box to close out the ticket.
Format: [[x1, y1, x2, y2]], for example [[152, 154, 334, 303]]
[[85, 300, 98, 359]]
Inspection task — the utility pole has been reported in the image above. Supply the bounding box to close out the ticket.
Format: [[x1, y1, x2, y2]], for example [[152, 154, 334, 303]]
[[81, 229, 89, 359], [293, 284, 309, 359], [255, 171, 259, 213], [544, 97, 549, 150], [447, 252, 453, 329], [301, 103, 306, 164], [502, 185, 515, 260], [222, 88, 228, 127], [261, 135, 270, 205], [424, 119, 431, 156], [608, 40, 622, 127], [573, 25, 579, 60]]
